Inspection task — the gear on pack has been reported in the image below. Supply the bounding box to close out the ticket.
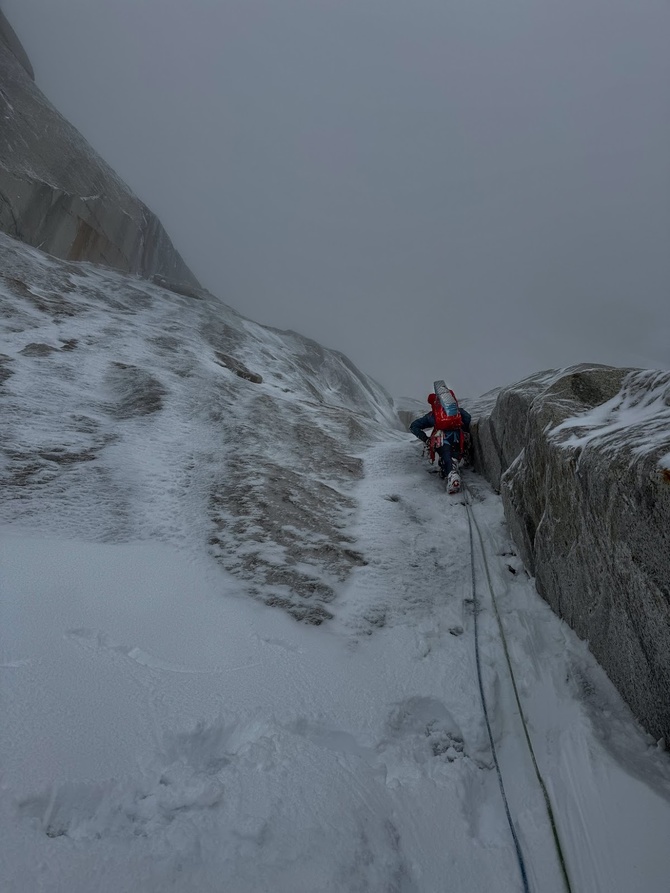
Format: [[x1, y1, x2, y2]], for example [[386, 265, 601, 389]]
[[428, 389, 462, 432], [409, 380, 472, 492]]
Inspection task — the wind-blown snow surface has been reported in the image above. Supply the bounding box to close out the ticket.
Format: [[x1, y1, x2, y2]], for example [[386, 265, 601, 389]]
[[0, 232, 398, 623], [551, 368, 670, 468], [2, 234, 670, 891]]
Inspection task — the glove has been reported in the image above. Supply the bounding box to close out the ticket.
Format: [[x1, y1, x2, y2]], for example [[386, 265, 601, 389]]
[[419, 432, 429, 444]]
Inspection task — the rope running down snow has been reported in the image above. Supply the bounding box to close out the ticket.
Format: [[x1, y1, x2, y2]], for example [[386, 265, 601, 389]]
[[462, 479, 574, 893], [463, 483, 531, 893]]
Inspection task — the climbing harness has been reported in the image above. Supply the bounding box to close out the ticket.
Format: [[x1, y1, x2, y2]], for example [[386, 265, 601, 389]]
[[462, 479, 574, 893]]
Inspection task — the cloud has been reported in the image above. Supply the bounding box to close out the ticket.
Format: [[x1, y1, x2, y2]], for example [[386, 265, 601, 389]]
[[4, 0, 669, 399]]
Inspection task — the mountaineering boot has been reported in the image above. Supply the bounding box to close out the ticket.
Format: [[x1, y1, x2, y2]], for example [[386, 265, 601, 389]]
[[447, 470, 461, 494]]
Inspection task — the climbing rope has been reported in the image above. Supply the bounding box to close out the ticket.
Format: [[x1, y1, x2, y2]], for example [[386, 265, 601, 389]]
[[463, 479, 574, 893], [465, 486, 531, 893]]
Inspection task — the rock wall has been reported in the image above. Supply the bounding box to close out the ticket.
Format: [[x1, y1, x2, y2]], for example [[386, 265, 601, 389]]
[[395, 396, 427, 431], [0, 25, 198, 287], [472, 364, 670, 742], [0, 9, 33, 79]]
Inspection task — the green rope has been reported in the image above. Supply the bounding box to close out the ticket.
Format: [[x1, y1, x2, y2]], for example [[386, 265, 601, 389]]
[[465, 485, 575, 893]]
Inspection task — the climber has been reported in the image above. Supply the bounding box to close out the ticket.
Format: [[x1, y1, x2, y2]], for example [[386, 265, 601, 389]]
[[410, 386, 471, 493]]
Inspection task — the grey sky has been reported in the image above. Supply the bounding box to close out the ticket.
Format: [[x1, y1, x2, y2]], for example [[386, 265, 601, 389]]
[[3, 0, 669, 401]]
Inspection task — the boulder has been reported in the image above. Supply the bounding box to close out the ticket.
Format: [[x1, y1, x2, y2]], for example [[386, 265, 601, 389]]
[[472, 364, 670, 742]]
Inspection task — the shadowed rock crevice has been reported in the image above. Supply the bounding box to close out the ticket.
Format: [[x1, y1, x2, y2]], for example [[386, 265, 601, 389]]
[[214, 351, 263, 384]]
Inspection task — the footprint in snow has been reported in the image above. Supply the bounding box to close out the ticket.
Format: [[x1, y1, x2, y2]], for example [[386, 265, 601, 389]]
[[18, 758, 224, 842], [17, 717, 273, 843], [378, 696, 466, 766]]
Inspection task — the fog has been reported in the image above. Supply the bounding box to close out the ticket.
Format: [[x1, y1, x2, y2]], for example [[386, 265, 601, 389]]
[[3, 0, 669, 401]]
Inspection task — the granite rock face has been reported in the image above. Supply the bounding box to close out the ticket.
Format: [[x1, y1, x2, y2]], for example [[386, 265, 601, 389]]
[[0, 28, 198, 287], [0, 10, 33, 79], [472, 364, 670, 741], [395, 396, 427, 431]]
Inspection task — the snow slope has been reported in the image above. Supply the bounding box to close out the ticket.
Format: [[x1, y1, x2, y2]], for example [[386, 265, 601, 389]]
[[0, 231, 397, 623], [2, 234, 670, 892]]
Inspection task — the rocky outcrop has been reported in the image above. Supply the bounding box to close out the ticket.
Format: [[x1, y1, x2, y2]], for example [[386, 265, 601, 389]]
[[472, 364, 670, 742], [395, 396, 427, 431], [0, 24, 198, 287], [0, 10, 33, 79]]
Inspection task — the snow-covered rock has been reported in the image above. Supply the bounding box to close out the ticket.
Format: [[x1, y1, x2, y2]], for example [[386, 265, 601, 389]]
[[4, 236, 670, 892], [0, 34, 197, 286], [472, 364, 670, 741], [0, 231, 399, 624]]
